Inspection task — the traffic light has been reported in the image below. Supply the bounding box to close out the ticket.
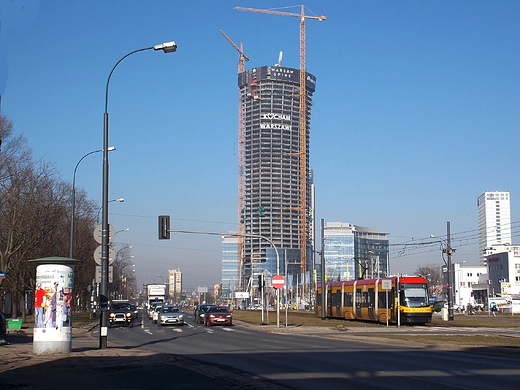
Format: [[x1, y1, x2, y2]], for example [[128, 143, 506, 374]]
[[158, 215, 170, 239], [258, 274, 264, 290], [258, 205, 265, 217]]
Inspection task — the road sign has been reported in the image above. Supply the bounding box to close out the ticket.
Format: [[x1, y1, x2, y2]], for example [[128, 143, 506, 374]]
[[272, 275, 285, 289], [93, 224, 116, 244], [93, 246, 116, 265], [382, 279, 392, 290], [95, 266, 113, 283]]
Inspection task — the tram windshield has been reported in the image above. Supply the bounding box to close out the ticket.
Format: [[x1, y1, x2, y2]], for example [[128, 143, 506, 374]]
[[400, 283, 429, 308]]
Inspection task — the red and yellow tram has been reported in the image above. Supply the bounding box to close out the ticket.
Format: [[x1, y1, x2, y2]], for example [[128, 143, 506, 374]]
[[316, 276, 432, 325]]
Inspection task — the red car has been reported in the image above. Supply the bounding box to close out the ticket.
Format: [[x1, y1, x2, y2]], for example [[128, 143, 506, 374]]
[[204, 306, 232, 326]]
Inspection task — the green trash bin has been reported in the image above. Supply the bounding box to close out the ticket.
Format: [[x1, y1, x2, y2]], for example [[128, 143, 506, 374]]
[[7, 318, 23, 333]]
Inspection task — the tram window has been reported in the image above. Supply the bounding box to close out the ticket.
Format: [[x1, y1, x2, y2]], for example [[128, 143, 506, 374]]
[[378, 291, 387, 307], [400, 284, 429, 308], [344, 291, 353, 307]]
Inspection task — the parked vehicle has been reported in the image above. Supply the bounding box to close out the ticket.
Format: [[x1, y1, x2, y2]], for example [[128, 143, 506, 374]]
[[157, 305, 185, 326], [108, 301, 134, 327], [204, 306, 233, 326], [194, 304, 216, 324]]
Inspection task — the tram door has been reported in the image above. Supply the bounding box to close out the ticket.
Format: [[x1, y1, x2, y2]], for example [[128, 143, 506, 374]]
[[327, 288, 333, 317], [355, 287, 363, 318], [368, 288, 375, 320]]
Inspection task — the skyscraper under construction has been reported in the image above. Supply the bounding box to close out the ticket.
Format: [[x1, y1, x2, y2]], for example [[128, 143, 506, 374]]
[[237, 65, 316, 289]]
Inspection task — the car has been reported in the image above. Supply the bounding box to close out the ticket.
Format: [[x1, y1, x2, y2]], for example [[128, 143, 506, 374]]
[[204, 306, 232, 326], [194, 304, 216, 324], [108, 301, 134, 327], [130, 303, 139, 319], [148, 302, 161, 319], [151, 304, 163, 323], [0, 309, 6, 336], [157, 305, 185, 326]]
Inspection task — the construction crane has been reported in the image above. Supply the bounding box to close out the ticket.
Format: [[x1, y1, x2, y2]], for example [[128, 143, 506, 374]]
[[234, 5, 326, 283], [219, 30, 250, 289], [219, 29, 250, 73]]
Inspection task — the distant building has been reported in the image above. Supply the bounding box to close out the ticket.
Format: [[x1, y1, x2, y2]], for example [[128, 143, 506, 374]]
[[168, 269, 182, 303], [484, 245, 520, 296], [444, 263, 487, 308], [478, 191, 511, 265], [323, 222, 389, 281], [221, 234, 239, 300]]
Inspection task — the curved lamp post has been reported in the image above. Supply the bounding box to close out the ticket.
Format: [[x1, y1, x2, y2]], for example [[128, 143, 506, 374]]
[[99, 40, 177, 349], [70, 147, 115, 259], [97, 197, 124, 224]]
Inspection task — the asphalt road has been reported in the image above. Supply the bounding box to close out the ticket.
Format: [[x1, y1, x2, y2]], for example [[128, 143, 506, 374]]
[[108, 311, 520, 389]]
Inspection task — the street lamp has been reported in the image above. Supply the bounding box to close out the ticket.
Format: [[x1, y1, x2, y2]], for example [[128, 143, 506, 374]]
[[430, 221, 456, 321], [97, 198, 124, 224], [99, 40, 177, 349], [70, 147, 115, 258], [157, 275, 165, 284]]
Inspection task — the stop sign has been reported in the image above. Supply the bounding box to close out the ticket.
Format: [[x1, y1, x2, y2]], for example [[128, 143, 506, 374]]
[[272, 275, 285, 289]]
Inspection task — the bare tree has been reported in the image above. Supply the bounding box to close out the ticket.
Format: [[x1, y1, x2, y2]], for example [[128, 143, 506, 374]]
[[415, 263, 443, 298], [0, 116, 98, 316], [111, 243, 136, 300]]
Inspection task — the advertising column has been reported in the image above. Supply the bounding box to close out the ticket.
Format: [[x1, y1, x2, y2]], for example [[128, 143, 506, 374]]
[[29, 257, 79, 355]]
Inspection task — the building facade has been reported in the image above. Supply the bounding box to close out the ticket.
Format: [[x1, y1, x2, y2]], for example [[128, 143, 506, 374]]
[[484, 245, 520, 296], [221, 234, 239, 300], [168, 269, 182, 303], [238, 65, 316, 289], [323, 222, 389, 282], [478, 191, 511, 265]]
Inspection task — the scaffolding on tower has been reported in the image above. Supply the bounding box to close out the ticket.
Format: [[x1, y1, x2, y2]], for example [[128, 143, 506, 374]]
[[219, 30, 250, 289]]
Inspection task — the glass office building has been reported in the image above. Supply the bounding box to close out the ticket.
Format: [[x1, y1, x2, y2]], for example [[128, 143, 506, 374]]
[[323, 222, 389, 281], [221, 234, 239, 300]]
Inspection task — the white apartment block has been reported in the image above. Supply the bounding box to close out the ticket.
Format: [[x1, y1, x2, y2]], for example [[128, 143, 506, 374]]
[[477, 191, 511, 265]]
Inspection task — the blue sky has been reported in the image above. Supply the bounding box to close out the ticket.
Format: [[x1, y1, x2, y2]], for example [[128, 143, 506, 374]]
[[2, 1, 519, 291]]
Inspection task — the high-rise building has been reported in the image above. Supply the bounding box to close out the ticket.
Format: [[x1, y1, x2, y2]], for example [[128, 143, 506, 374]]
[[237, 65, 316, 289], [477, 191, 511, 265], [323, 222, 389, 282], [221, 234, 239, 300], [168, 269, 182, 303]]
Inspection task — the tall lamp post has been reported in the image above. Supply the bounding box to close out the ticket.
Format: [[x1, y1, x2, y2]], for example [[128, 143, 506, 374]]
[[70, 147, 115, 259], [99, 40, 177, 349], [431, 221, 456, 321]]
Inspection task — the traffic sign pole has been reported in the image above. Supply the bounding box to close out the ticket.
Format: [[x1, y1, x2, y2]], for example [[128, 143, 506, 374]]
[[272, 275, 285, 329]]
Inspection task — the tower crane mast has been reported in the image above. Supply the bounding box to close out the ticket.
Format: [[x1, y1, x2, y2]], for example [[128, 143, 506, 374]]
[[234, 5, 326, 281]]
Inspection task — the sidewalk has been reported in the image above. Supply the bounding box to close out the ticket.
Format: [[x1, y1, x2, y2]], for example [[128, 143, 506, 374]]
[[0, 323, 287, 390]]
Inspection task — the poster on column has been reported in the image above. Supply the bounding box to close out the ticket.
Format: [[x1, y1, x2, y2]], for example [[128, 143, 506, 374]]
[[34, 264, 74, 342]]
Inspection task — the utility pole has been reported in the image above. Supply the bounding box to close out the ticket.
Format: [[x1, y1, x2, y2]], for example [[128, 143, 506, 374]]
[[446, 222, 455, 321]]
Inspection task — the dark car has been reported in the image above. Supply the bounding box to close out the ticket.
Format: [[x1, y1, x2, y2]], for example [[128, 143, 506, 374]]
[[204, 306, 232, 326], [194, 304, 216, 324], [0, 309, 6, 336], [108, 302, 134, 327]]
